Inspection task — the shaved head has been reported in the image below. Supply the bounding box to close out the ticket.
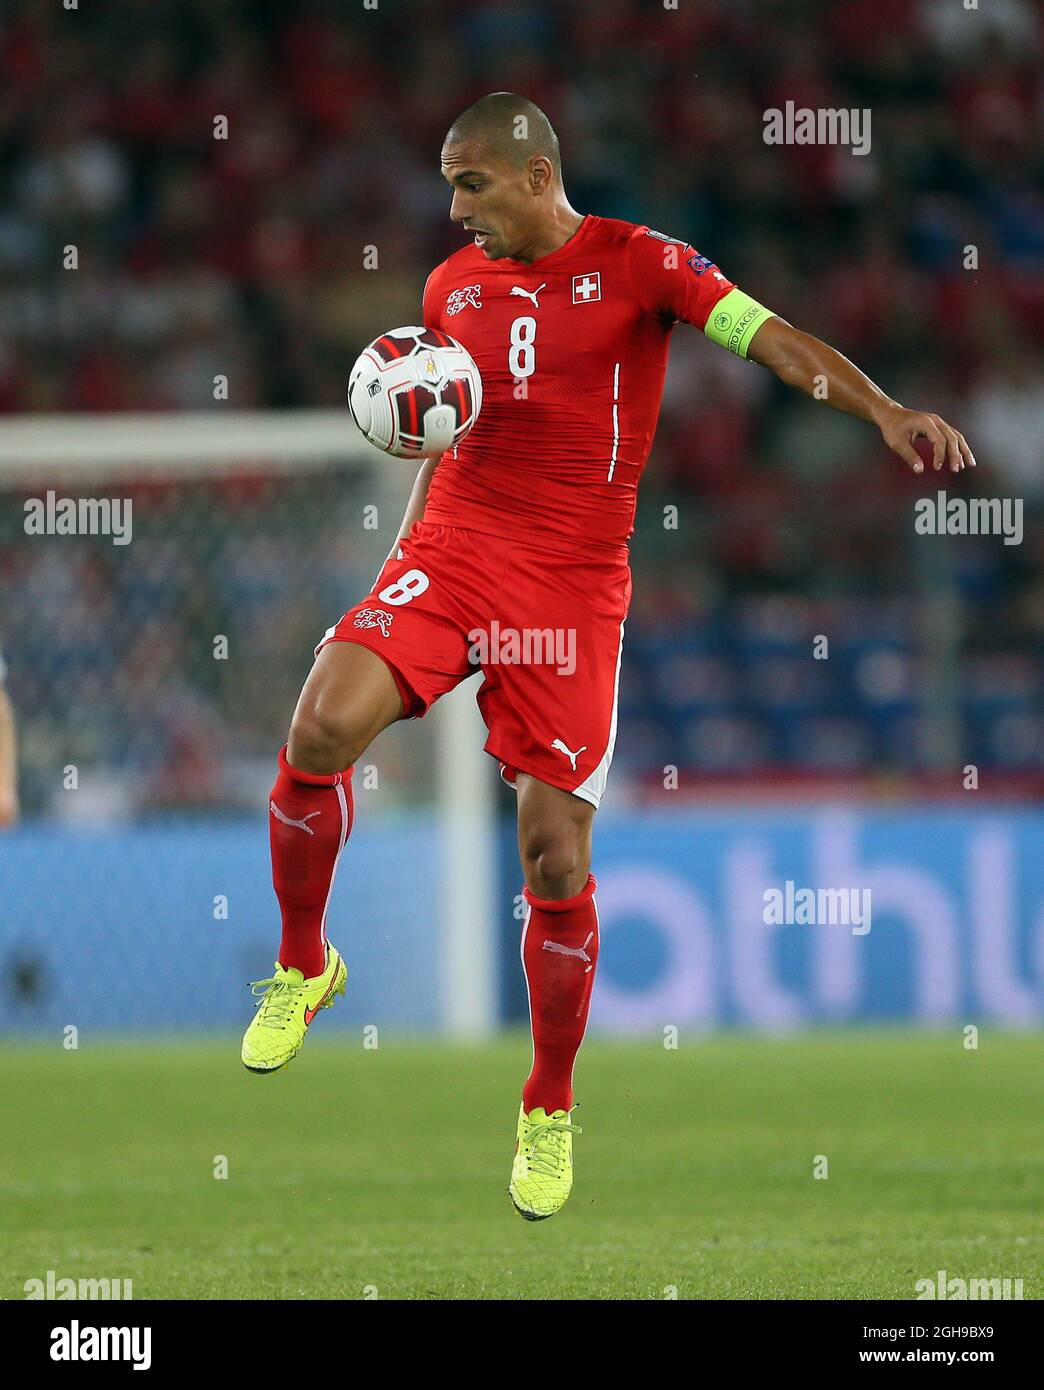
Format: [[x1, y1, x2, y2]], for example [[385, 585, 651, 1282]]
[[439, 91, 581, 263], [444, 92, 561, 177]]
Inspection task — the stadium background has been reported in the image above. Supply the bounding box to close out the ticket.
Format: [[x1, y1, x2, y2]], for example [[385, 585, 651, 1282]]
[[1, 0, 1040, 1034], [0, 0, 1041, 1304]]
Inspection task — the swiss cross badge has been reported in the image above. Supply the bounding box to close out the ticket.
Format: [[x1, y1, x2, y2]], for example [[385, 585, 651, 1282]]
[[571, 272, 601, 304]]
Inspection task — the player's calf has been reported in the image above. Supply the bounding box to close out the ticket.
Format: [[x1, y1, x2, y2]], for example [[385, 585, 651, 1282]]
[[511, 869, 599, 1218], [240, 643, 404, 1072], [269, 744, 354, 977]]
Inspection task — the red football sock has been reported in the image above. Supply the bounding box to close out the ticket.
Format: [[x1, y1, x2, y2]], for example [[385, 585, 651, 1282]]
[[269, 745, 354, 979], [520, 873, 599, 1115]]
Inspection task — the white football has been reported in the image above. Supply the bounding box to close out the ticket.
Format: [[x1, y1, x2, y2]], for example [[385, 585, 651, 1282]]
[[347, 326, 482, 458]]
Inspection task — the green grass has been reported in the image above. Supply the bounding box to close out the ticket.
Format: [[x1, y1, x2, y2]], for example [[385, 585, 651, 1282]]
[[2, 1032, 1041, 1299]]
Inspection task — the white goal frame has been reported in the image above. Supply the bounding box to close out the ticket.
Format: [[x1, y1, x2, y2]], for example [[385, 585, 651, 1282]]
[[0, 409, 498, 1038]]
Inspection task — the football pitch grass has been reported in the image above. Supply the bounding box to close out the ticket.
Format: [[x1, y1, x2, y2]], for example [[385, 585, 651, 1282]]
[[3, 1032, 1041, 1300]]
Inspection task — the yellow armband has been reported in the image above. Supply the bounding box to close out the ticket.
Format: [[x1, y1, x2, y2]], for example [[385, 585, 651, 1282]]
[[703, 288, 775, 358]]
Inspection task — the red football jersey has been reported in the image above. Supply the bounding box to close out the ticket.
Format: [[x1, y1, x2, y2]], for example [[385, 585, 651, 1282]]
[[420, 213, 769, 556]]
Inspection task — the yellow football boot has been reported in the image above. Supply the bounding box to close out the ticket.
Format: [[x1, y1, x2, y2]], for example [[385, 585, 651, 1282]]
[[508, 1104, 581, 1220], [241, 943, 346, 1073]]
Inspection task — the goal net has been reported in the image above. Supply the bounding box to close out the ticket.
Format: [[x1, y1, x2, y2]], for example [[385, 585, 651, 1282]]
[[0, 411, 496, 1037]]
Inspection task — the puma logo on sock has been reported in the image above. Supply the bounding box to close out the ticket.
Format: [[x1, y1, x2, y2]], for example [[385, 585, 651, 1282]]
[[542, 931, 595, 966], [270, 801, 322, 835]]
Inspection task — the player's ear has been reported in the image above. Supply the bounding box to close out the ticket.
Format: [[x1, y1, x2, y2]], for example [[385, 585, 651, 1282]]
[[528, 155, 554, 194]]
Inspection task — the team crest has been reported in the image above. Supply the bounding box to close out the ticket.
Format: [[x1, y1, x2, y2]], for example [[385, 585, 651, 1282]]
[[446, 284, 483, 316], [353, 607, 394, 638], [572, 272, 601, 304]]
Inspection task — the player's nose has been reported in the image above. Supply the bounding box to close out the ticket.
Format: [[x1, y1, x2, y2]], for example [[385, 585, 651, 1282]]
[[448, 189, 469, 223]]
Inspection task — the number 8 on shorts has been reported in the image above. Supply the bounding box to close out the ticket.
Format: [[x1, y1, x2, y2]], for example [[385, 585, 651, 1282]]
[[378, 568, 430, 606]]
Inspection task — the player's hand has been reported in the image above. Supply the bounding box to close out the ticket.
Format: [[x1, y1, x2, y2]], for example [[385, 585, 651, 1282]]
[[875, 403, 976, 475], [0, 786, 19, 829]]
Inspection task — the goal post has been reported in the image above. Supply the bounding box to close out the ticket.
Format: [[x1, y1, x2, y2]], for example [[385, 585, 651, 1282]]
[[434, 678, 499, 1038], [0, 409, 498, 1037]]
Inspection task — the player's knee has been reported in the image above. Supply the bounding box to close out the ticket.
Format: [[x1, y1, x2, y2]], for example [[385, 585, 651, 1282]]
[[287, 701, 368, 775], [521, 828, 590, 902]]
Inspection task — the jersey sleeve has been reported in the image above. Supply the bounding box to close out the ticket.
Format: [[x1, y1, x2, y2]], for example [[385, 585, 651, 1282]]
[[625, 226, 775, 359]]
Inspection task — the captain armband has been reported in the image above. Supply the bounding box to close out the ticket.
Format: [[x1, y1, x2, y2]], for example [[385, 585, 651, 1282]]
[[702, 288, 775, 358]]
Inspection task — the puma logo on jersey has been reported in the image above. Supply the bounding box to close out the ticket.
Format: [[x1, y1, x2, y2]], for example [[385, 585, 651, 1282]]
[[542, 931, 595, 965], [270, 802, 321, 836], [510, 282, 547, 307], [551, 738, 587, 771]]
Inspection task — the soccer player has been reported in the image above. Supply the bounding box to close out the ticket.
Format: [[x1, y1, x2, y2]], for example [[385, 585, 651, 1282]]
[[242, 93, 975, 1220]]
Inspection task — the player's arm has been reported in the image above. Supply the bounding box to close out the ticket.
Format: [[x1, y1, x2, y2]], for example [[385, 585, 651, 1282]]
[[369, 454, 441, 586], [392, 453, 441, 551], [746, 315, 976, 475], [632, 229, 975, 476], [378, 266, 454, 556], [0, 675, 19, 829]]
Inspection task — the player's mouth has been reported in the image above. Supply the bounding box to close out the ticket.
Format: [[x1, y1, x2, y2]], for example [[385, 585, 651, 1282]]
[[467, 227, 492, 248]]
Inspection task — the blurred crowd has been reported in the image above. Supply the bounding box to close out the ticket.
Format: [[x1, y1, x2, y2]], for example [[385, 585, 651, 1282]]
[[0, 0, 1041, 809]]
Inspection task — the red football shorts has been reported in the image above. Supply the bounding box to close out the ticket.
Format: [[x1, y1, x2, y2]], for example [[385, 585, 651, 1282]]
[[316, 521, 631, 807]]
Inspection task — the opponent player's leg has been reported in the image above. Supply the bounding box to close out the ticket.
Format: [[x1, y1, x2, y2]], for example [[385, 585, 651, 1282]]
[[243, 642, 403, 1073], [509, 773, 598, 1219]]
